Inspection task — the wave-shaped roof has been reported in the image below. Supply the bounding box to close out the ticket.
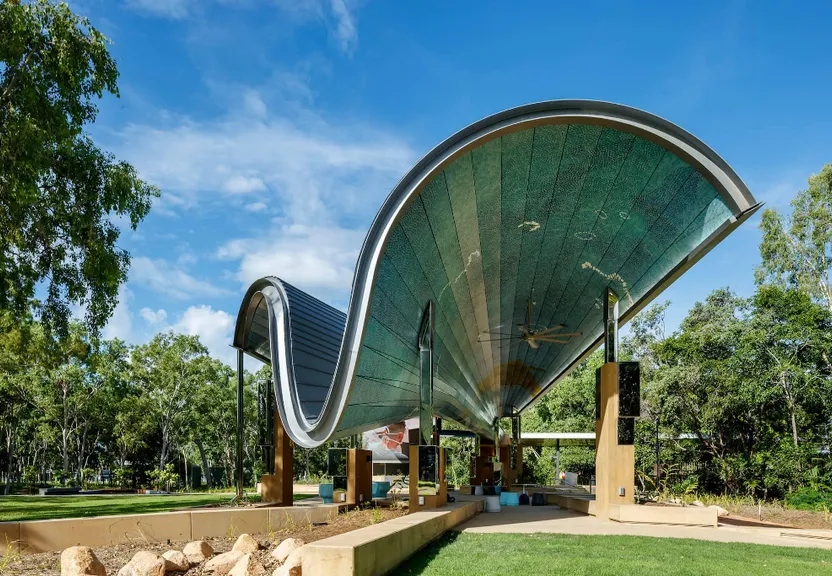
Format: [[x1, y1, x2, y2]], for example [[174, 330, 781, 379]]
[[233, 100, 759, 448]]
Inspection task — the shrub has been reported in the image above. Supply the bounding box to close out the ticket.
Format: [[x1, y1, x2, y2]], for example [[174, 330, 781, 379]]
[[81, 468, 96, 489], [22, 466, 38, 492], [147, 463, 180, 491], [785, 487, 832, 511], [113, 467, 133, 488]]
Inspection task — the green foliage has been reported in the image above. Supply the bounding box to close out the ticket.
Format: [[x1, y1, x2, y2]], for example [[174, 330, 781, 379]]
[[521, 350, 600, 485], [80, 467, 95, 489], [0, 0, 158, 338], [371, 506, 383, 524], [52, 469, 68, 485], [146, 463, 179, 491], [757, 163, 832, 312], [21, 465, 37, 489], [440, 435, 477, 488], [626, 283, 832, 498], [112, 467, 133, 489], [784, 487, 832, 511]]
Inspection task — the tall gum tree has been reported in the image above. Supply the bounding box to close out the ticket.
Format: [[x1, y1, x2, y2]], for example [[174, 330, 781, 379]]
[[0, 0, 158, 338], [758, 163, 832, 314]]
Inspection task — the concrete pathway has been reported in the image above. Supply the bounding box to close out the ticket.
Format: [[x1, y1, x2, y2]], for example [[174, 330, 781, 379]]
[[455, 503, 832, 550]]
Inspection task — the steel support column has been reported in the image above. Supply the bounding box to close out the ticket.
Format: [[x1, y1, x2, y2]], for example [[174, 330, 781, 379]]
[[510, 414, 520, 470], [418, 302, 435, 446], [555, 439, 561, 483], [603, 288, 619, 363], [235, 349, 245, 502]]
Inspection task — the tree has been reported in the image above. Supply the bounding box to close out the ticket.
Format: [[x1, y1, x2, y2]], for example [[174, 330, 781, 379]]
[[27, 322, 100, 482], [131, 333, 208, 471], [0, 0, 158, 337], [522, 351, 602, 484], [651, 289, 760, 492], [745, 286, 832, 449], [186, 355, 236, 487], [757, 163, 832, 313], [0, 311, 42, 493]]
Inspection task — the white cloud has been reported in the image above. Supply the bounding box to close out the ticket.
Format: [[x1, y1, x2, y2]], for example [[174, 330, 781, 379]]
[[245, 201, 268, 213], [118, 105, 412, 225], [126, 0, 191, 18], [125, 0, 359, 54], [243, 89, 268, 118], [223, 175, 267, 194], [329, 0, 357, 54], [103, 286, 134, 341], [173, 305, 236, 365], [140, 307, 168, 325], [116, 61, 412, 313], [218, 223, 363, 297], [130, 256, 231, 299]]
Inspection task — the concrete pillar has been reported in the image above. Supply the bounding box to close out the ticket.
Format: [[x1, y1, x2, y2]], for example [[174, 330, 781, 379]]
[[595, 362, 635, 519]]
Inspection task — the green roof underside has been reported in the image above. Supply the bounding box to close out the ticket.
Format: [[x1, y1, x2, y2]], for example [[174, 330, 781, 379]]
[[339, 122, 736, 437]]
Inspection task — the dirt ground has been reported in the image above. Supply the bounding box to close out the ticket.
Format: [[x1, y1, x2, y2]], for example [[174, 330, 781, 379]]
[[724, 503, 832, 531], [6, 506, 406, 576], [647, 500, 832, 530]]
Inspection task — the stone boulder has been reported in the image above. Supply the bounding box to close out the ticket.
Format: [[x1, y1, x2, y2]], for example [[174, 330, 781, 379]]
[[710, 504, 729, 517], [117, 551, 165, 576], [183, 540, 214, 565], [232, 533, 260, 554], [270, 538, 304, 564], [229, 553, 267, 576], [204, 550, 245, 575], [272, 547, 302, 576], [60, 546, 107, 576], [162, 550, 190, 572]]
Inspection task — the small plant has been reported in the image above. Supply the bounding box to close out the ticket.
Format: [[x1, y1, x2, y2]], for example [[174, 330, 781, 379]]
[[669, 476, 699, 498], [22, 466, 38, 494], [0, 536, 22, 576], [282, 511, 296, 534], [113, 467, 134, 488], [81, 468, 96, 490], [147, 464, 179, 491], [53, 469, 69, 486], [267, 517, 276, 541], [371, 506, 383, 524]]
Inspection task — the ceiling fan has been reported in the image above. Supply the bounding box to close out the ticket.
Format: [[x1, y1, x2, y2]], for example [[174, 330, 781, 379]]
[[477, 300, 582, 349]]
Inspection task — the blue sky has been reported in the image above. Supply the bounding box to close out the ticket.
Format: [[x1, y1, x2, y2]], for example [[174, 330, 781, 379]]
[[76, 0, 832, 365]]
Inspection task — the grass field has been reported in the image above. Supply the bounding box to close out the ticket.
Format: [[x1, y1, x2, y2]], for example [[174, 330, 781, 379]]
[[398, 532, 832, 576], [0, 493, 315, 522]]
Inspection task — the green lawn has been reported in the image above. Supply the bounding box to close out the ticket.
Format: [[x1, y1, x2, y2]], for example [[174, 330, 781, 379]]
[[0, 493, 315, 522], [399, 532, 832, 576]]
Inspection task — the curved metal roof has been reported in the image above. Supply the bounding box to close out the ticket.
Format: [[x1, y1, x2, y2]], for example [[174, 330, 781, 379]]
[[233, 100, 759, 448]]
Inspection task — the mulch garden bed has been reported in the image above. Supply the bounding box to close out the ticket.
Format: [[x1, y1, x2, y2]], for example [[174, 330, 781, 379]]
[[643, 500, 832, 530], [7, 506, 406, 575]]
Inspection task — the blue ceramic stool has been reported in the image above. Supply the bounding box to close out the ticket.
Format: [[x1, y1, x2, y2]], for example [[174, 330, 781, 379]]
[[503, 492, 520, 506], [318, 483, 334, 504], [372, 481, 391, 499]]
